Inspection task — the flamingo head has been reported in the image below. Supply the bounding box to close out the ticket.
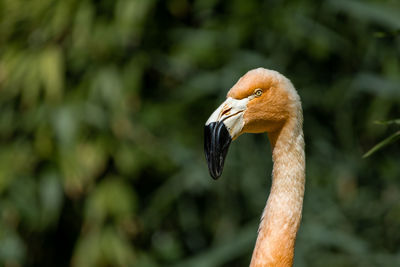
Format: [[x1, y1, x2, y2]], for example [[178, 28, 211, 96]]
[[204, 68, 300, 179]]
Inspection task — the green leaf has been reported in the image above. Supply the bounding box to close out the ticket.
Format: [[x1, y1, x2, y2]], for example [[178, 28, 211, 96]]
[[72, 227, 135, 267], [328, 0, 400, 30], [40, 46, 64, 103], [352, 73, 400, 98], [85, 178, 137, 226], [374, 119, 400, 125], [39, 171, 63, 228], [363, 131, 400, 158]]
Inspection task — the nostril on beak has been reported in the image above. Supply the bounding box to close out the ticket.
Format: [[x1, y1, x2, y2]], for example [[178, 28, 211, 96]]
[[220, 107, 232, 117]]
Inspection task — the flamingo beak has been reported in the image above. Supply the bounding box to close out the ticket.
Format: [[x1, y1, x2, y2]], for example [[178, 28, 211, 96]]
[[204, 121, 231, 179], [204, 97, 249, 179]]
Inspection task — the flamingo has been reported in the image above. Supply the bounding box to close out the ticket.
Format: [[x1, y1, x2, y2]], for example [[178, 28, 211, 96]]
[[204, 68, 305, 267]]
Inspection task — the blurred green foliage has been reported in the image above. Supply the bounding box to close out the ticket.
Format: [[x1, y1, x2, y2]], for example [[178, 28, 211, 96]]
[[0, 0, 400, 266]]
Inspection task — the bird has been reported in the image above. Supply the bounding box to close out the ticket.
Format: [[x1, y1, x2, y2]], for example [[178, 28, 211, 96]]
[[204, 68, 305, 267]]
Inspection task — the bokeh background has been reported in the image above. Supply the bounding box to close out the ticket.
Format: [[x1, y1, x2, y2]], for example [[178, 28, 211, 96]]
[[1, 0, 400, 266]]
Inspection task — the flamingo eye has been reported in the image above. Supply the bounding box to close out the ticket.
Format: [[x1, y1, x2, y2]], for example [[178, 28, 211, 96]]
[[254, 89, 263, 97]]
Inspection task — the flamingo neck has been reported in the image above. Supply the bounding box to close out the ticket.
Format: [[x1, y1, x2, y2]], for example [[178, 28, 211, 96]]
[[250, 115, 305, 267]]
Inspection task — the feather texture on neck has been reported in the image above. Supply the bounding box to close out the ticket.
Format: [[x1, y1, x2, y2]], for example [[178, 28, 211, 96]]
[[250, 109, 305, 267]]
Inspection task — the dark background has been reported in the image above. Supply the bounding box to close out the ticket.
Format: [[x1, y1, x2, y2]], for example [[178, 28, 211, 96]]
[[1, 0, 400, 266]]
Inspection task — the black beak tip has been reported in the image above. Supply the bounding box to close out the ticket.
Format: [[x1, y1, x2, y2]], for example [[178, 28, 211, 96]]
[[204, 121, 232, 180], [210, 169, 221, 180]]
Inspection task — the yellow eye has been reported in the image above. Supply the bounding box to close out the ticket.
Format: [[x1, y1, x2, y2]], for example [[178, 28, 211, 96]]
[[254, 89, 263, 97]]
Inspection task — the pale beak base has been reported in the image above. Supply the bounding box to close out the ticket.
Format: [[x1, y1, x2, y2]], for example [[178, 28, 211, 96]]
[[204, 97, 249, 179]]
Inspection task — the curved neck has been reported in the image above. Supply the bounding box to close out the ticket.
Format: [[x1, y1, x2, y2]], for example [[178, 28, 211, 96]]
[[250, 115, 305, 267]]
